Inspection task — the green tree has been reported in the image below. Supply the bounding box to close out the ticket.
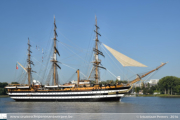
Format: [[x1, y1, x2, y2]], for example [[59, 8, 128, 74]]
[[11, 82, 19, 84], [115, 79, 119, 84], [118, 80, 128, 84], [90, 80, 96, 84], [0, 82, 8, 88], [0, 88, 4, 95], [143, 88, 148, 94], [135, 87, 140, 93], [158, 76, 180, 95], [148, 89, 154, 94], [174, 85, 180, 94], [0, 88, 7, 95], [106, 80, 111, 84], [147, 83, 150, 89], [100, 81, 106, 86], [141, 82, 145, 89]]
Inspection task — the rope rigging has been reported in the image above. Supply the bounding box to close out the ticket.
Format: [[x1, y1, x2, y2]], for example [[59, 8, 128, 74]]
[[56, 29, 87, 52], [67, 72, 77, 83], [61, 62, 87, 79], [59, 42, 90, 65]]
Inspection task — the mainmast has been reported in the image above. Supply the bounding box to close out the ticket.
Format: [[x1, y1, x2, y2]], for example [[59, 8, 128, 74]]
[[93, 16, 105, 84], [52, 16, 61, 85], [27, 38, 34, 85]]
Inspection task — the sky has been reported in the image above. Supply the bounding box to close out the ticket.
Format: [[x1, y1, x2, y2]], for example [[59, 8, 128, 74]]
[[0, 0, 180, 84]]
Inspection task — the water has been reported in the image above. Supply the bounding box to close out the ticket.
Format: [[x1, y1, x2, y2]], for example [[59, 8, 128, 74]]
[[1, 97, 180, 113]]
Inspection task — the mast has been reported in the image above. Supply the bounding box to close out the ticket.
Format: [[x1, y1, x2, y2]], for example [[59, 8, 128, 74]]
[[93, 16, 105, 84], [52, 16, 61, 85], [27, 38, 34, 85]]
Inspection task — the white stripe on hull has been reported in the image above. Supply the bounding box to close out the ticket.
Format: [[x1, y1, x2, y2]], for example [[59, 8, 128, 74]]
[[11, 94, 124, 99], [8, 89, 128, 95]]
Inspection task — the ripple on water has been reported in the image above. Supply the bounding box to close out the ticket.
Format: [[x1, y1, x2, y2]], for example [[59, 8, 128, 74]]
[[1, 97, 180, 113]]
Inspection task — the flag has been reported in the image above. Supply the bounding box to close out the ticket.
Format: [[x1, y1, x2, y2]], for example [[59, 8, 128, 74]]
[[42, 49, 44, 54], [16, 64, 18, 69]]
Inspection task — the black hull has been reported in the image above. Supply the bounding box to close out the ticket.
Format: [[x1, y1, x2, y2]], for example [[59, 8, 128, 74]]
[[14, 97, 121, 102]]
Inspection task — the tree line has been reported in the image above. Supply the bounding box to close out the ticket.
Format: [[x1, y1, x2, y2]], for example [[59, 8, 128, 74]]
[[0, 82, 8, 95], [0, 82, 19, 95], [158, 76, 180, 95], [134, 83, 158, 95], [90, 80, 128, 86], [134, 76, 180, 95]]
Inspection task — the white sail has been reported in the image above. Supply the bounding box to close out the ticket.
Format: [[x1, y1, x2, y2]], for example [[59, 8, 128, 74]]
[[103, 44, 147, 67]]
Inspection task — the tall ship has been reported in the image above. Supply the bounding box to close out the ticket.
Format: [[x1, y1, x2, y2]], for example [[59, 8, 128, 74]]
[[5, 16, 167, 101]]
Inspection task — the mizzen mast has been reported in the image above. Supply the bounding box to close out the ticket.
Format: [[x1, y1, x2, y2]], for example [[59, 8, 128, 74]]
[[52, 16, 61, 85], [93, 16, 105, 84]]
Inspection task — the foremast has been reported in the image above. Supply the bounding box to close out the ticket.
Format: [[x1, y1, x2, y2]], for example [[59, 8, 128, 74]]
[[51, 16, 61, 85], [93, 16, 105, 84]]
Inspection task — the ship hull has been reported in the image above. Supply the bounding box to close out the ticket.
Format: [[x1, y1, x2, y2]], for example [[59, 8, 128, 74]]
[[7, 87, 130, 102]]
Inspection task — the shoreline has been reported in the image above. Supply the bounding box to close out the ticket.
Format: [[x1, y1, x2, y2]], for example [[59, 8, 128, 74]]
[[0, 95, 9, 98], [125, 94, 180, 98], [137, 94, 180, 98]]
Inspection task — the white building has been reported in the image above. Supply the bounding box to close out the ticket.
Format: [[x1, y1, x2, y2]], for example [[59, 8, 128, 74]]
[[154, 92, 160, 95], [134, 83, 141, 87], [149, 79, 159, 84], [116, 76, 121, 81]]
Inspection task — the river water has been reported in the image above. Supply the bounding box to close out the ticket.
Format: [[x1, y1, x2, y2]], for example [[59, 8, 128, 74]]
[[1, 96, 180, 113]]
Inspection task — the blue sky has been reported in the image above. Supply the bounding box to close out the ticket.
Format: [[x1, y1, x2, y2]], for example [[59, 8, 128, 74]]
[[0, 0, 180, 84]]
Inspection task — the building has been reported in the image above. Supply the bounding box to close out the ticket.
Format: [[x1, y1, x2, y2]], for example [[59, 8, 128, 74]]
[[116, 76, 121, 81], [154, 92, 160, 95], [149, 79, 159, 84]]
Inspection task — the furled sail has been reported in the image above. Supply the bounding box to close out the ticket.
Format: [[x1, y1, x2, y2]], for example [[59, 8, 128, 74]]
[[103, 44, 147, 67]]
